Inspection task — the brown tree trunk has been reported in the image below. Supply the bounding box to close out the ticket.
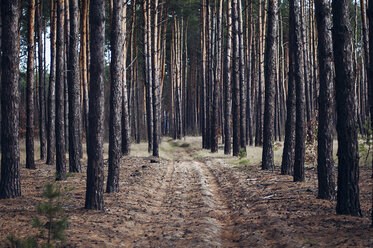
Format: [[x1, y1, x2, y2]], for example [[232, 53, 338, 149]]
[[68, 0, 82, 173], [143, 0, 153, 153], [56, 0, 67, 181], [224, 0, 232, 155], [81, 0, 89, 137], [290, 0, 306, 182], [262, 0, 278, 170], [232, 0, 241, 156], [37, 0, 46, 160], [238, 0, 246, 152], [26, 0, 36, 170], [367, 0, 373, 226], [151, 0, 161, 157], [85, 0, 105, 210], [47, 0, 56, 165], [211, 0, 223, 153], [314, 0, 336, 200], [107, 0, 124, 193], [332, 0, 362, 216], [0, 0, 21, 199], [64, 0, 70, 153], [121, 2, 130, 156]]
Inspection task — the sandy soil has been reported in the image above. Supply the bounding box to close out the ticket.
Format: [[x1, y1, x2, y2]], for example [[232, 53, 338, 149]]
[[0, 137, 373, 247]]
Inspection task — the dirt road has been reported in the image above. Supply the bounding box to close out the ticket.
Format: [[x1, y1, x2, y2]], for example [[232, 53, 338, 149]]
[[0, 138, 372, 247]]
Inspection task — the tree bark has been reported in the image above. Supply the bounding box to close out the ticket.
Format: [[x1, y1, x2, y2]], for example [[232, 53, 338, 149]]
[[332, 0, 362, 216], [56, 0, 67, 181], [151, 0, 161, 157], [26, 0, 36, 170], [85, 0, 105, 210], [0, 0, 21, 199], [314, 0, 336, 200], [224, 0, 232, 155], [281, 0, 297, 176], [367, 0, 373, 226], [211, 0, 223, 153], [232, 0, 241, 156], [143, 0, 153, 153], [238, 0, 246, 152], [68, 0, 82, 173], [121, 2, 130, 156], [262, 0, 278, 170], [292, 0, 306, 182], [37, 0, 46, 161], [47, 0, 56, 165], [107, 0, 124, 193]]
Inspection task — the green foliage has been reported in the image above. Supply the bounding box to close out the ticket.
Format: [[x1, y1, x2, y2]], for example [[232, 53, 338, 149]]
[[5, 182, 72, 247], [32, 182, 69, 246], [6, 234, 37, 248], [238, 148, 247, 160]]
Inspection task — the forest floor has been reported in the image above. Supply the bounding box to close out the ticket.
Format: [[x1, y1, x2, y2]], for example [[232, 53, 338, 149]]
[[1, 137, 373, 247]]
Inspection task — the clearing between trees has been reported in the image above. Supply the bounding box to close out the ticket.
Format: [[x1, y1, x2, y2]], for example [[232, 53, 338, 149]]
[[0, 137, 372, 247]]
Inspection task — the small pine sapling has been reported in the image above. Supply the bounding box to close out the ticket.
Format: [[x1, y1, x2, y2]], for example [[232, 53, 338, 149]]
[[32, 182, 69, 247]]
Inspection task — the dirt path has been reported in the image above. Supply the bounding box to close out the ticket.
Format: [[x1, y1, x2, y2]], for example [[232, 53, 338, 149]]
[[1, 138, 373, 247]]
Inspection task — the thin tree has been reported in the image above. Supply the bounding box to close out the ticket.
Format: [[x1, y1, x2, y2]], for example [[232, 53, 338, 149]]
[[232, 0, 241, 156], [224, 0, 232, 155], [26, 0, 36, 170], [314, 0, 335, 200], [211, 0, 223, 153], [262, 0, 278, 170], [85, 0, 105, 210], [47, 0, 56, 165], [281, 0, 297, 175], [37, 0, 46, 160], [332, 0, 362, 216], [107, 0, 124, 193], [56, 0, 67, 181], [292, 0, 306, 182], [151, 0, 161, 157], [0, 0, 21, 199], [238, 0, 246, 153], [68, 0, 82, 173], [368, 0, 373, 226], [121, 1, 130, 156], [143, 0, 153, 153]]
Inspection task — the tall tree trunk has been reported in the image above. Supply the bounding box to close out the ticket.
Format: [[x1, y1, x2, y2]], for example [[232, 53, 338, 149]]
[[81, 0, 89, 138], [332, 0, 362, 216], [314, 0, 336, 200], [37, 0, 46, 160], [26, 0, 36, 170], [238, 0, 246, 152], [256, 0, 265, 146], [85, 0, 105, 210], [68, 0, 82, 173], [262, 0, 278, 170], [232, 0, 240, 156], [121, 2, 130, 155], [211, 0, 223, 153], [64, 0, 70, 153], [143, 0, 153, 153], [224, 0, 232, 155], [56, 0, 67, 181], [151, 0, 161, 157], [0, 0, 21, 199], [47, 0, 56, 165], [367, 0, 373, 226], [291, 0, 306, 182], [107, 0, 124, 193]]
